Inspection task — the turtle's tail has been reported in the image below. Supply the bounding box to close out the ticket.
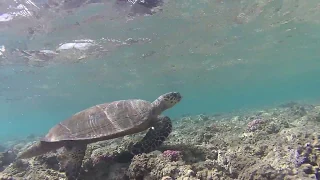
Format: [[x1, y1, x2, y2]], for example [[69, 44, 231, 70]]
[[17, 141, 63, 159]]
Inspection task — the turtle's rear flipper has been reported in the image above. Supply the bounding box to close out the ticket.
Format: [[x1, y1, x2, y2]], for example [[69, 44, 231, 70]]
[[59, 144, 87, 180], [130, 116, 172, 154], [17, 141, 64, 159]]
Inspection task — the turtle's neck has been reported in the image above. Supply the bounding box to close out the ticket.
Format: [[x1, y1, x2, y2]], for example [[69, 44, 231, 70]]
[[151, 98, 166, 116]]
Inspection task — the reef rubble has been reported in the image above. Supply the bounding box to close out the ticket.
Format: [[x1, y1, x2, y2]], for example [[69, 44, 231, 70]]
[[1, 102, 320, 179]]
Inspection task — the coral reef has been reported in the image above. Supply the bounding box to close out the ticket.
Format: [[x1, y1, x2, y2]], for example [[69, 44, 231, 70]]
[[0, 150, 16, 172], [1, 102, 320, 179]]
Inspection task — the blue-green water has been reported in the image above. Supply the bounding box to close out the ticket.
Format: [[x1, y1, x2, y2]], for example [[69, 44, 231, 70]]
[[1, 0, 320, 142]]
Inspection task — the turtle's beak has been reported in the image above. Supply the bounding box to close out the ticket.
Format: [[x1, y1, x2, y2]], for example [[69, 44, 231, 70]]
[[176, 92, 182, 101]]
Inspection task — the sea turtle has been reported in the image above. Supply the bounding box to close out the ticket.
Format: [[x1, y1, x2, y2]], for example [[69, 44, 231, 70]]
[[17, 92, 182, 180]]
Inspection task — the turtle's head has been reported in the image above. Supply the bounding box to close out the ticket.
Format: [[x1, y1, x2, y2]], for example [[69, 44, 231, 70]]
[[151, 92, 182, 115]]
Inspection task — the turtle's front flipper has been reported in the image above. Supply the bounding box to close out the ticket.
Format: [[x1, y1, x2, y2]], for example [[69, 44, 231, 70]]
[[59, 143, 87, 180], [113, 116, 172, 163], [131, 116, 172, 154]]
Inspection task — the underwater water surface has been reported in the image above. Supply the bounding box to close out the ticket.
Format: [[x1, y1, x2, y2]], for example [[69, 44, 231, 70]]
[[1, 0, 320, 142]]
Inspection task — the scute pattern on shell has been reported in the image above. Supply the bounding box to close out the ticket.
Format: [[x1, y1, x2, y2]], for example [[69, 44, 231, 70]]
[[43, 99, 153, 142]]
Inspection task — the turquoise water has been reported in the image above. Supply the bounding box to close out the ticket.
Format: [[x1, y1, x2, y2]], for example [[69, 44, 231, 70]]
[[1, 0, 320, 141]]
